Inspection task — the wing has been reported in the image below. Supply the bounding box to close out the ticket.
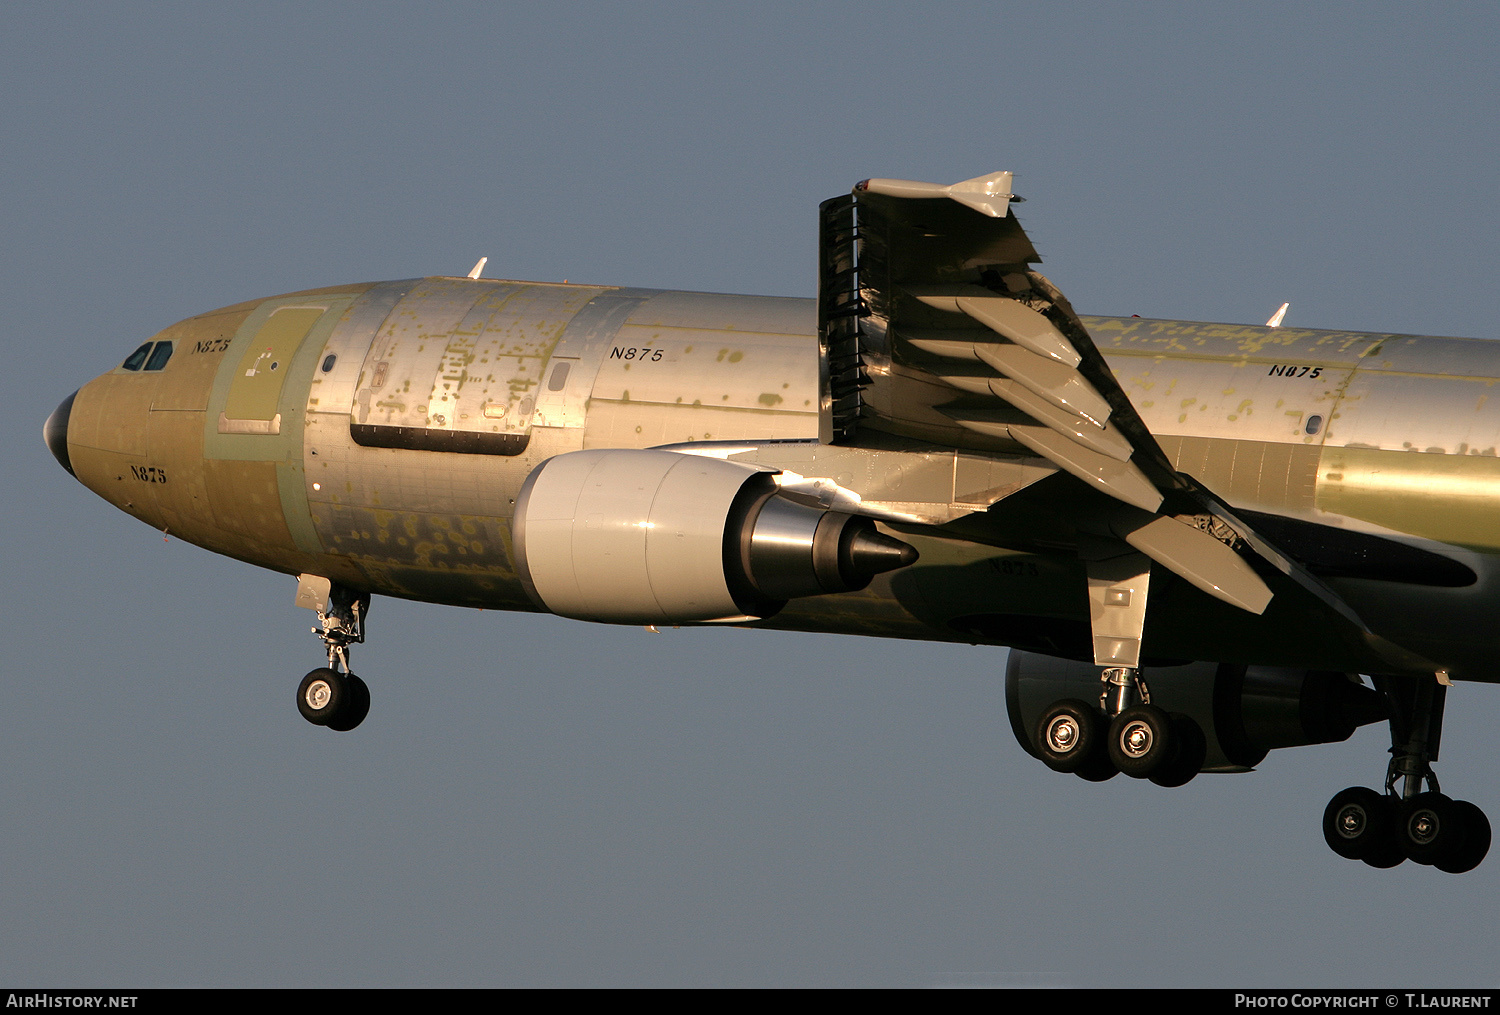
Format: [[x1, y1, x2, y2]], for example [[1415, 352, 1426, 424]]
[[815, 173, 1433, 675]]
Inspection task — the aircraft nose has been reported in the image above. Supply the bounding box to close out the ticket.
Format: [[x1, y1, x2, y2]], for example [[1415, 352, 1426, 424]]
[[44, 390, 77, 476]]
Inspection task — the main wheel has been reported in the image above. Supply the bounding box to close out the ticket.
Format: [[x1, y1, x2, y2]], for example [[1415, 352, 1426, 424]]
[[1035, 699, 1106, 774], [1322, 786, 1398, 862], [326, 673, 371, 732], [1434, 801, 1491, 874], [1149, 714, 1207, 788], [1398, 792, 1466, 866], [1075, 753, 1120, 783], [1108, 705, 1175, 779], [1361, 836, 1407, 869], [297, 668, 348, 727]]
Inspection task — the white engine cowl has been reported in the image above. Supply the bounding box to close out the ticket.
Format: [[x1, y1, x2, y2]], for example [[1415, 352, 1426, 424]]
[[511, 449, 917, 624]]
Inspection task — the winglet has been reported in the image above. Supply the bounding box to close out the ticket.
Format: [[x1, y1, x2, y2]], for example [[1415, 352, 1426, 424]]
[[1266, 302, 1289, 328], [855, 172, 1016, 218]]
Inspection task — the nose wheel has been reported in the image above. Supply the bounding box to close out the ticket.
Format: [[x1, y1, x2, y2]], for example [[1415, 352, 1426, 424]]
[[297, 668, 371, 731]]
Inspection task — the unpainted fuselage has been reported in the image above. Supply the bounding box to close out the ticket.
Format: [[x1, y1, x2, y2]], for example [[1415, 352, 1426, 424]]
[[59, 277, 1500, 681]]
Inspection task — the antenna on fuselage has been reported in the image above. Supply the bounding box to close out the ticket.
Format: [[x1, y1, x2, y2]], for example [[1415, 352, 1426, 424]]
[[467, 257, 488, 280], [1266, 302, 1289, 327]]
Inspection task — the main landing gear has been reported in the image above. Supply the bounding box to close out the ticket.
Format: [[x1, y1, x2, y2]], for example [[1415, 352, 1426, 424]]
[[1025, 549, 1490, 870], [1035, 670, 1208, 787], [293, 575, 372, 732], [1323, 676, 1491, 872], [1034, 552, 1208, 787]]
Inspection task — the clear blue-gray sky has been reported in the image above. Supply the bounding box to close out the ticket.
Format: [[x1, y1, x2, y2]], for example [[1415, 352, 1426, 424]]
[[5, 2, 1499, 987]]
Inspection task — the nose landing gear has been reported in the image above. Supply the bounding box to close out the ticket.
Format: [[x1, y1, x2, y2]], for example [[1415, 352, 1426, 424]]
[[294, 574, 372, 732]]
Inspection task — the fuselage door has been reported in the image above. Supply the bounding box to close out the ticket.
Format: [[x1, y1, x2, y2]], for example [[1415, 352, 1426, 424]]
[[220, 307, 328, 435]]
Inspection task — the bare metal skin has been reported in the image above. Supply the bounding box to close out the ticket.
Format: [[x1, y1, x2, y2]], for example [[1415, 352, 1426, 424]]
[[53, 277, 1500, 680]]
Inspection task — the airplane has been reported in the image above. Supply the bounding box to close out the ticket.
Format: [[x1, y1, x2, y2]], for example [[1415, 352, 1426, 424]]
[[43, 172, 1497, 873]]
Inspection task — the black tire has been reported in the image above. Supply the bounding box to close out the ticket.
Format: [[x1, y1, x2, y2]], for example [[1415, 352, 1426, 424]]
[[297, 668, 347, 727], [1361, 836, 1407, 869], [1435, 801, 1491, 874], [1035, 699, 1106, 774], [1398, 792, 1465, 866], [1075, 753, 1119, 783], [1108, 705, 1174, 779], [326, 673, 371, 732], [1322, 787, 1398, 862], [1149, 714, 1207, 788]]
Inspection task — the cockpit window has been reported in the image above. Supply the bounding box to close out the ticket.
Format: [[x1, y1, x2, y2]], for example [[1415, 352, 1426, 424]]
[[122, 342, 153, 371], [144, 341, 174, 371]]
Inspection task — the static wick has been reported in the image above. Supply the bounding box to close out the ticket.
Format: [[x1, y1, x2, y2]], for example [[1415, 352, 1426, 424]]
[[467, 256, 488, 280]]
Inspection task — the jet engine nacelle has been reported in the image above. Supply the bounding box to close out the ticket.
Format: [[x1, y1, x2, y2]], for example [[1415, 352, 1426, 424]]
[[1005, 650, 1388, 771], [512, 449, 918, 625]]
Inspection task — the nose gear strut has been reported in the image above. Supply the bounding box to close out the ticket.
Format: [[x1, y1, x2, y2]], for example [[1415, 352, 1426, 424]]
[[314, 582, 368, 675]]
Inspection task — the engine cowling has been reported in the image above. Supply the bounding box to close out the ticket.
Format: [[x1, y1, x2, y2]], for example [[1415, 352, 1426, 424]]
[[1005, 650, 1387, 771], [512, 449, 918, 624]]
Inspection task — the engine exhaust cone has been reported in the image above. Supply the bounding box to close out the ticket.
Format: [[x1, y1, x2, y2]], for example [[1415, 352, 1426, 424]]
[[843, 528, 919, 580]]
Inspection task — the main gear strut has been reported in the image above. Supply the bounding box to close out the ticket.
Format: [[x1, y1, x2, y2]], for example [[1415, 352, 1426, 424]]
[[1033, 549, 1206, 786]]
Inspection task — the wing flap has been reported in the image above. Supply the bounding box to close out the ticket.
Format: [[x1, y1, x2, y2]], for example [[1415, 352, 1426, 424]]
[[973, 344, 1112, 427], [909, 289, 1081, 366], [813, 174, 1438, 667], [1121, 515, 1273, 615], [1006, 426, 1163, 513], [983, 378, 1133, 461], [956, 295, 1083, 367]]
